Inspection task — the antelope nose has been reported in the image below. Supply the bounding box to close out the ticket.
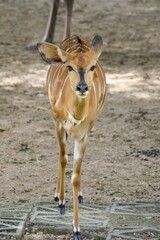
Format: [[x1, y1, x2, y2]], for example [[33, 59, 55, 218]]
[[76, 84, 88, 93]]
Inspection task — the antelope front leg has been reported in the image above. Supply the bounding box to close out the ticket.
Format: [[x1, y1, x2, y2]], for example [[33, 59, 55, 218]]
[[55, 123, 68, 215], [72, 134, 88, 239]]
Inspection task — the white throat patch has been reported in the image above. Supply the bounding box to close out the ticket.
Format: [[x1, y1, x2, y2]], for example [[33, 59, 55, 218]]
[[68, 112, 87, 126], [62, 112, 87, 134]]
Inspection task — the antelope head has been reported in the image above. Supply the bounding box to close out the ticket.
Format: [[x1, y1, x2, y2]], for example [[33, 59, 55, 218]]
[[38, 35, 103, 98]]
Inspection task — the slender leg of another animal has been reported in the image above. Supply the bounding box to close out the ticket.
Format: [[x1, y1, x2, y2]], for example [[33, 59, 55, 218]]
[[42, 0, 60, 43], [72, 134, 88, 238], [27, 0, 60, 50], [55, 123, 68, 215], [63, 0, 74, 39]]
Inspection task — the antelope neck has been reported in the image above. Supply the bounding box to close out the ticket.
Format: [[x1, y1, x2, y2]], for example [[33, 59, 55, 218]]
[[70, 90, 89, 121]]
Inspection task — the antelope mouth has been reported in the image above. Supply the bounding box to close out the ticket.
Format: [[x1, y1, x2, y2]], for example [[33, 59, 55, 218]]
[[76, 90, 89, 98]]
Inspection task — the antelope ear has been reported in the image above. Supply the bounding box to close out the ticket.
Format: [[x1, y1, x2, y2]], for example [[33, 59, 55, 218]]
[[37, 42, 68, 64], [90, 34, 103, 58]]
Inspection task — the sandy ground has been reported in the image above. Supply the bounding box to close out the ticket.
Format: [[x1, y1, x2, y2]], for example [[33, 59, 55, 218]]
[[0, 0, 160, 238]]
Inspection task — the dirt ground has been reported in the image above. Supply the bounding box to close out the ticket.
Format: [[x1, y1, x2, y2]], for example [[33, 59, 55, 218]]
[[0, 0, 160, 238]]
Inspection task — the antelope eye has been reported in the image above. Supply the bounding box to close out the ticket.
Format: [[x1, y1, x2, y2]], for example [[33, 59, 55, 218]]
[[90, 65, 96, 71], [67, 65, 74, 72]]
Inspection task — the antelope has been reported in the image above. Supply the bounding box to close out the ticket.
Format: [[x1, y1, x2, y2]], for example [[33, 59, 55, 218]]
[[37, 34, 106, 240], [28, 0, 74, 49]]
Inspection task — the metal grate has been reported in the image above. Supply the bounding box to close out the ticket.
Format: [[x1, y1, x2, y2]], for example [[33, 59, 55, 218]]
[[110, 202, 160, 217], [0, 204, 32, 239], [30, 203, 109, 230], [106, 226, 160, 240]]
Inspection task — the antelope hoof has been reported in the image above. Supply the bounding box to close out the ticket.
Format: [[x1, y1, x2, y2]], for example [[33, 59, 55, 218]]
[[78, 195, 83, 204], [26, 42, 38, 50], [59, 204, 65, 215], [73, 232, 81, 240], [54, 196, 59, 202]]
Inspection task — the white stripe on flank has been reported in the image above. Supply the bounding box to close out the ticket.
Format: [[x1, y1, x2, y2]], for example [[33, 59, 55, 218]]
[[95, 68, 101, 100], [52, 64, 63, 83], [92, 74, 96, 92], [96, 63, 106, 112], [55, 75, 69, 106]]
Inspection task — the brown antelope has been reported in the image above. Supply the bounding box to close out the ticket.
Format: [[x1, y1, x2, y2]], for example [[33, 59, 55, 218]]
[[28, 0, 74, 49], [37, 35, 106, 240]]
